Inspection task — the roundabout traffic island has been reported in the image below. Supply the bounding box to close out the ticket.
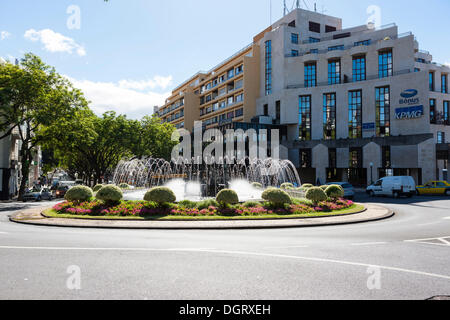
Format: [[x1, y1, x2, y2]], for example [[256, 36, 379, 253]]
[[9, 184, 394, 229]]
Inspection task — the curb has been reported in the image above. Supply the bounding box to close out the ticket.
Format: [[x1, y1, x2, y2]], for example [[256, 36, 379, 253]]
[[9, 204, 394, 230]]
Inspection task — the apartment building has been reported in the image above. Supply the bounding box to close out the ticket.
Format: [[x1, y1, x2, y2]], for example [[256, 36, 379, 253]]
[[157, 8, 450, 186]]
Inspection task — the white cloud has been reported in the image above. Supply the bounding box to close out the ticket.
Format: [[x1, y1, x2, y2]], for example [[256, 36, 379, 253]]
[[118, 76, 173, 91], [445, 62, 450, 68], [1, 31, 11, 40], [24, 29, 86, 56], [66, 76, 171, 119]]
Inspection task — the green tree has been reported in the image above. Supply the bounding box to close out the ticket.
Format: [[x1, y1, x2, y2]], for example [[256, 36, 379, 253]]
[[0, 53, 88, 199]]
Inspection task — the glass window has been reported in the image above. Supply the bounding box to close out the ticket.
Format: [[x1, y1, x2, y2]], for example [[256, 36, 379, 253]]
[[309, 49, 318, 54], [354, 40, 371, 46], [265, 41, 272, 96], [379, 50, 393, 78], [349, 148, 363, 168], [235, 65, 243, 75], [299, 95, 312, 141], [323, 93, 336, 140], [228, 68, 234, 79], [382, 146, 391, 168], [328, 45, 344, 51], [348, 90, 362, 139], [376, 86, 390, 137], [304, 62, 317, 88], [352, 55, 366, 82], [291, 33, 299, 44], [291, 50, 299, 57], [442, 74, 448, 94], [437, 132, 445, 144], [430, 99, 436, 124], [328, 59, 341, 85], [309, 37, 320, 43], [429, 72, 435, 91], [444, 101, 449, 124], [235, 108, 244, 117]]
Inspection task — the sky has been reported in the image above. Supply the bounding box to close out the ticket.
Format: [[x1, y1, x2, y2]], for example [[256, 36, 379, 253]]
[[1, 0, 449, 119]]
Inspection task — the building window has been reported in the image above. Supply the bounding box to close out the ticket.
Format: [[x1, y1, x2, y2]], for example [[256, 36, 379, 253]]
[[309, 49, 319, 54], [348, 90, 362, 139], [444, 101, 449, 125], [235, 65, 243, 75], [329, 148, 337, 168], [379, 50, 393, 78], [291, 33, 299, 44], [309, 37, 320, 43], [442, 74, 448, 94], [429, 72, 435, 91], [352, 55, 366, 82], [354, 39, 371, 46], [328, 59, 341, 85], [376, 86, 390, 137], [265, 41, 272, 96], [382, 146, 391, 168], [328, 45, 344, 51], [227, 68, 235, 79], [304, 62, 317, 88], [275, 101, 281, 124], [235, 108, 244, 118], [349, 148, 363, 168], [323, 93, 336, 140], [291, 50, 299, 57], [325, 25, 337, 33], [430, 99, 436, 124], [299, 95, 312, 141], [437, 132, 445, 144], [309, 22, 321, 33], [263, 104, 268, 116], [300, 149, 312, 168]]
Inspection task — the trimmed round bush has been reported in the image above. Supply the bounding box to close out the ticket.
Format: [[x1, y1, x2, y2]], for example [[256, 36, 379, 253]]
[[65, 186, 93, 202], [216, 189, 239, 206], [144, 187, 176, 204], [251, 182, 263, 189], [325, 185, 344, 199], [262, 188, 292, 206], [96, 185, 123, 204], [93, 184, 103, 192], [320, 185, 329, 191], [305, 187, 327, 204], [118, 183, 131, 189], [301, 184, 314, 189], [280, 183, 294, 190]]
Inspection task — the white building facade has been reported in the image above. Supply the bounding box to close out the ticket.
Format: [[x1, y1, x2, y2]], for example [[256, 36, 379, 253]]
[[255, 9, 450, 186]]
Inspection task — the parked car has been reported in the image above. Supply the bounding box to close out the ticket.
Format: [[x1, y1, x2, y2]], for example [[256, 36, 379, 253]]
[[416, 181, 450, 196], [326, 182, 355, 200], [366, 176, 416, 198], [53, 185, 70, 199], [23, 187, 53, 202]]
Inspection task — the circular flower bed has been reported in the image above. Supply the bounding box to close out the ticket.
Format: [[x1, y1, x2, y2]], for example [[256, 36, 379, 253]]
[[52, 198, 355, 218]]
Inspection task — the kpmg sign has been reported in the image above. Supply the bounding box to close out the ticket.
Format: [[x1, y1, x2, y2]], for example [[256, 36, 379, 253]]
[[395, 89, 423, 120]]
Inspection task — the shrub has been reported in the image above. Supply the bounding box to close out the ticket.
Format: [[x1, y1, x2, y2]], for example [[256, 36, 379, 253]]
[[320, 185, 328, 191], [64, 186, 93, 203], [144, 187, 176, 204], [216, 189, 239, 206], [280, 183, 294, 190], [262, 188, 292, 207], [196, 199, 219, 210], [93, 184, 103, 192], [305, 187, 327, 204], [178, 200, 197, 209], [301, 184, 314, 189], [243, 201, 262, 208], [118, 183, 131, 189], [96, 185, 123, 205], [251, 182, 263, 189], [325, 185, 345, 200]]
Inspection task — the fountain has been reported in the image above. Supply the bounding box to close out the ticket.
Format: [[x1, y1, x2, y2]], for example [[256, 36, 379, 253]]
[[112, 157, 301, 202]]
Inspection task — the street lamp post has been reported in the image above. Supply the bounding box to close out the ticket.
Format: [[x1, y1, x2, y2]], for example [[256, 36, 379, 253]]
[[370, 162, 374, 185]]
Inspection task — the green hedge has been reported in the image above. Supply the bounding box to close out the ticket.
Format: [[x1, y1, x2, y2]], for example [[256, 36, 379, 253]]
[[96, 185, 123, 204], [144, 187, 176, 204], [93, 184, 103, 192], [325, 185, 344, 199], [65, 186, 93, 202], [216, 189, 239, 205], [305, 187, 327, 204], [262, 188, 292, 206]]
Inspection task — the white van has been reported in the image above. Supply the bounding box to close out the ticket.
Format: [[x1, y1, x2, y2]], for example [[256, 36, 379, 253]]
[[366, 176, 416, 198]]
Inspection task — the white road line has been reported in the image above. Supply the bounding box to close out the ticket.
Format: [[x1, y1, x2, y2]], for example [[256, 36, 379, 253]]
[[0, 232, 8, 234], [405, 236, 450, 242], [351, 242, 387, 246], [444, 217, 450, 220], [0, 246, 449, 281], [265, 245, 309, 249], [438, 238, 450, 245]]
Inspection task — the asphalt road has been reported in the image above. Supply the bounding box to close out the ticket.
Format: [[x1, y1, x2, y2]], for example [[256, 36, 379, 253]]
[[0, 194, 449, 300]]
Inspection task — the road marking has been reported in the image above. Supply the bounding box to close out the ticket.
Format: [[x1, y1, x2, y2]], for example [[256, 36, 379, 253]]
[[0, 246, 449, 281], [444, 217, 450, 220], [0, 232, 8, 234], [351, 242, 387, 246], [405, 236, 450, 247], [265, 245, 309, 249]]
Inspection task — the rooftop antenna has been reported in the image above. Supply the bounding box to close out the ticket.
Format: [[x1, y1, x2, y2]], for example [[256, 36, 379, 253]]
[[284, 0, 301, 16]]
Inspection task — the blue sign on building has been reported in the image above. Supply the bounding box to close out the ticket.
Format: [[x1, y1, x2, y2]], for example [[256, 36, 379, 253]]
[[362, 123, 375, 131], [395, 105, 424, 120]]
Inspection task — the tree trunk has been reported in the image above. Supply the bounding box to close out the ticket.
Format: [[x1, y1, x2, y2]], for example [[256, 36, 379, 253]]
[[18, 148, 31, 201]]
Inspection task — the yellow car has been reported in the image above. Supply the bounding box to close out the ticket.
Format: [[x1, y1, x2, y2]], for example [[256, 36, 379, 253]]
[[416, 181, 450, 196]]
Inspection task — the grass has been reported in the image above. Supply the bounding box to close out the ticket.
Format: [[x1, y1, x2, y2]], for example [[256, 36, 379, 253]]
[[42, 204, 365, 221]]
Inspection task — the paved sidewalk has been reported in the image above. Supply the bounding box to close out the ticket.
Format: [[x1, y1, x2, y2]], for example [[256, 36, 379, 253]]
[[9, 204, 393, 230]]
